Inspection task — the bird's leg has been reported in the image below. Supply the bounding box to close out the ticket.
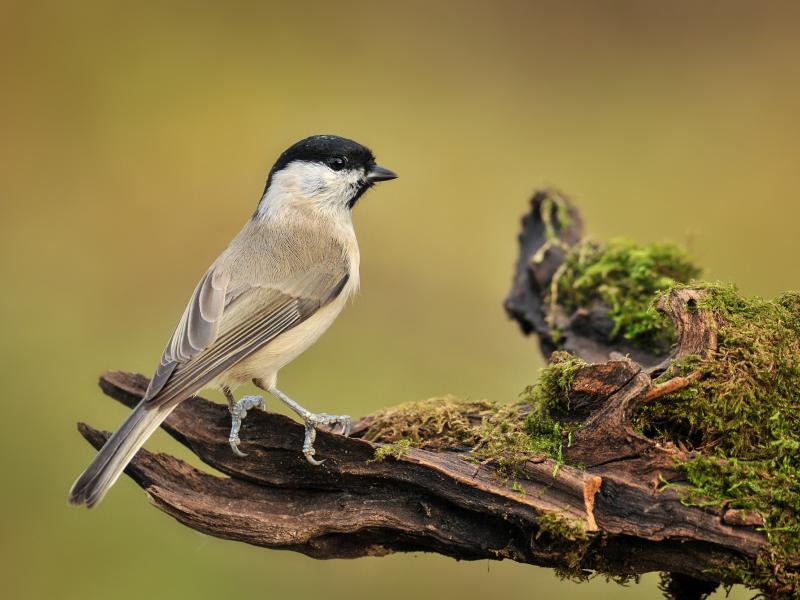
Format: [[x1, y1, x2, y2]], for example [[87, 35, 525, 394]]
[[222, 385, 266, 457], [263, 385, 351, 466]]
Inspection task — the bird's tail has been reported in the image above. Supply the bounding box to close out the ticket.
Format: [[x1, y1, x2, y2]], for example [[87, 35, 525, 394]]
[[68, 400, 173, 508]]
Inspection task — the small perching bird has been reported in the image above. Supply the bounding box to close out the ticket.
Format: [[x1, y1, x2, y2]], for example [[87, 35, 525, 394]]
[[69, 135, 397, 508]]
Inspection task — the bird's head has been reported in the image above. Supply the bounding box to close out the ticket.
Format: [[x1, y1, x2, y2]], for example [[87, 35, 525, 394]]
[[257, 135, 397, 218]]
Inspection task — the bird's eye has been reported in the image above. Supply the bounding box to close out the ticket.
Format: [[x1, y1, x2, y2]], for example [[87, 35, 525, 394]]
[[328, 157, 347, 171]]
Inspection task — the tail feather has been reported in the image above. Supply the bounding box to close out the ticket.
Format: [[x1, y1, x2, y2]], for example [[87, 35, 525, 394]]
[[69, 400, 172, 508]]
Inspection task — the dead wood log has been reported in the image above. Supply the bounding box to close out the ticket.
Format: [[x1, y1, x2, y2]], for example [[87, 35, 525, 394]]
[[76, 191, 775, 598]]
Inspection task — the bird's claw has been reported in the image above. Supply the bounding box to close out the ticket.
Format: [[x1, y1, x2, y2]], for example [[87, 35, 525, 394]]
[[301, 412, 351, 466], [338, 416, 352, 437], [227, 395, 266, 457], [303, 450, 325, 466], [235, 395, 266, 415], [229, 435, 247, 457]]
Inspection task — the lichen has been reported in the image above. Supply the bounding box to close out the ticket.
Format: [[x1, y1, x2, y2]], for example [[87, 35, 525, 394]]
[[553, 238, 701, 353], [636, 283, 800, 594]]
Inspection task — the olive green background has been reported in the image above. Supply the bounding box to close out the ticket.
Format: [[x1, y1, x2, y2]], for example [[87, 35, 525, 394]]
[[1, 1, 798, 599]]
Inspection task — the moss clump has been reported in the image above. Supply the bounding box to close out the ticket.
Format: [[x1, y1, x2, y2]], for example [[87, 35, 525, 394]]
[[637, 283, 800, 593], [528, 351, 587, 413], [364, 397, 552, 478], [363, 396, 495, 451], [362, 355, 602, 564], [521, 409, 569, 470], [536, 511, 600, 581], [554, 238, 701, 352], [371, 438, 412, 462], [519, 352, 587, 472], [471, 401, 564, 477], [364, 354, 586, 479], [641, 284, 800, 456], [540, 190, 573, 238], [536, 511, 590, 543]]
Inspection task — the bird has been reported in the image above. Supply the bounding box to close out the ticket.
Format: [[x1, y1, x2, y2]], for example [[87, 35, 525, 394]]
[[69, 134, 398, 508]]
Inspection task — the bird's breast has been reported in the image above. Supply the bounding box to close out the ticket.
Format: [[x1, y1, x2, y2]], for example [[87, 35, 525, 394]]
[[216, 252, 359, 390]]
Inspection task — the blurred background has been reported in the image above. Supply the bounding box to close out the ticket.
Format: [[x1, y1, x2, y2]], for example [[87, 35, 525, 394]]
[[1, 1, 799, 598]]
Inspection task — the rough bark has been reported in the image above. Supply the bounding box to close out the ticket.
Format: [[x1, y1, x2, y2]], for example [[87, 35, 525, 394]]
[[77, 192, 773, 598]]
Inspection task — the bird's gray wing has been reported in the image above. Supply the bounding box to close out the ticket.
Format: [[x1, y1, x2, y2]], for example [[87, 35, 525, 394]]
[[143, 233, 350, 409], [143, 267, 231, 402]]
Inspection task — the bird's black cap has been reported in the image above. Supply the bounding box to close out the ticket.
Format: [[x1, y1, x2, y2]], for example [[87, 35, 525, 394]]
[[261, 135, 397, 206], [263, 135, 376, 193], [273, 135, 376, 172]]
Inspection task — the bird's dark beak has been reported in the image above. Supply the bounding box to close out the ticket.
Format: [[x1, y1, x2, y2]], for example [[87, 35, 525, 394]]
[[366, 164, 398, 182]]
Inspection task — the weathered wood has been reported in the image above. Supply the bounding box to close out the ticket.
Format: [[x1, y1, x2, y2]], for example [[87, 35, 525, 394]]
[[76, 192, 776, 597], [504, 190, 666, 368], [81, 368, 764, 577]]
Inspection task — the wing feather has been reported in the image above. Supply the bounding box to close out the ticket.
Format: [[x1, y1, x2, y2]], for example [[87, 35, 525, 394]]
[[145, 283, 344, 408], [143, 268, 230, 401], [142, 221, 352, 408]]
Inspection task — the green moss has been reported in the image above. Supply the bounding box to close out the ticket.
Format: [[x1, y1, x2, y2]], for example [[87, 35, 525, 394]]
[[528, 351, 587, 413], [362, 226, 800, 593], [519, 352, 586, 473], [364, 354, 586, 480], [364, 396, 557, 479], [522, 409, 568, 469], [363, 282, 800, 592], [554, 238, 701, 353], [363, 362, 579, 478], [536, 511, 590, 543], [371, 438, 412, 462], [536, 511, 598, 580], [363, 396, 496, 451], [540, 190, 573, 238], [360, 355, 605, 570], [638, 283, 800, 593]]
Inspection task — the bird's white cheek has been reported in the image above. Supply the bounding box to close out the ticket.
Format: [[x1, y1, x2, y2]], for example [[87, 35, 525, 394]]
[[300, 174, 326, 196], [315, 171, 360, 203]]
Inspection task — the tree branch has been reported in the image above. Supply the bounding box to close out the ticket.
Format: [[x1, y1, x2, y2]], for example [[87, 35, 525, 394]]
[[77, 191, 776, 597], [80, 368, 763, 574]]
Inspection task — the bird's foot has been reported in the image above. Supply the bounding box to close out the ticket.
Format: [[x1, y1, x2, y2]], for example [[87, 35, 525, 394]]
[[228, 395, 266, 457], [300, 412, 352, 466], [265, 387, 351, 465]]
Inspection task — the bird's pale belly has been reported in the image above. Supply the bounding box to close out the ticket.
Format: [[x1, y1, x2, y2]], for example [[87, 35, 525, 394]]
[[210, 283, 353, 392]]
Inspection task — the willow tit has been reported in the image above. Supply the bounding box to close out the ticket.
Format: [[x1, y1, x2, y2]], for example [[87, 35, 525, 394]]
[[69, 135, 397, 507]]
